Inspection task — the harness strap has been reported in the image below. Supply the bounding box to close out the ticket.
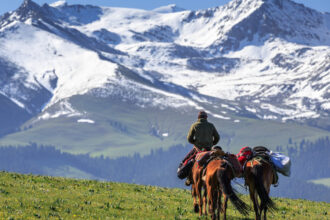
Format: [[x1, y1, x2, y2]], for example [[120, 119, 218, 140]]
[[193, 145, 201, 152]]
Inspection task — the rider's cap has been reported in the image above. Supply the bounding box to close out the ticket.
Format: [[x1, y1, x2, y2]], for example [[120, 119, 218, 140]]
[[198, 111, 208, 119]]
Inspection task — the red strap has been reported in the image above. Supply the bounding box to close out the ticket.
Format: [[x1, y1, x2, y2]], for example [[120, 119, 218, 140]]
[[183, 147, 208, 166], [183, 151, 197, 166]]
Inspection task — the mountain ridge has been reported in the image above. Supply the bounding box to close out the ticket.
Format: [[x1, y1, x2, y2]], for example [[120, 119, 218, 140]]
[[0, 0, 329, 154]]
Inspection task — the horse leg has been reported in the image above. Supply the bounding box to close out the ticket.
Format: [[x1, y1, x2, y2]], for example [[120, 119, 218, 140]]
[[260, 190, 268, 220], [222, 193, 228, 220], [263, 205, 268, 220], [213, 188, 219, 220], [259, 192, 265, 220], [249, 183, 260, 220], [209, 195, 212, 214], [207, 182, 216, 220], [197, 180, 204, 216], [263, 188, 271, 220], [203, 185, 208, 215], [217, 190, 221, 220], [263, 174, 272, 220], [192, 183, 199, 213], [260, 189, 269, 220]]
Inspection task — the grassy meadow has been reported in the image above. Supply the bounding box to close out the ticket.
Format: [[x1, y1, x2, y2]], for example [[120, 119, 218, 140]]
[[0, 172, 328, 219]]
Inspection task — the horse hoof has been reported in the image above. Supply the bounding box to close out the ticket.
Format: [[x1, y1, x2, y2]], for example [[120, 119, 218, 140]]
[[194, 204, 199, 213]]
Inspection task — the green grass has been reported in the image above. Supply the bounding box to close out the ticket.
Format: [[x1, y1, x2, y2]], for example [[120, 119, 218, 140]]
[[0, 172, 329, 219], [0, 94, 329, 158], [309, 178, 330, 188]]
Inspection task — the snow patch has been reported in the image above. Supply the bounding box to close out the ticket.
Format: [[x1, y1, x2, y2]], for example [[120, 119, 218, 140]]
[[263, 115, 278, 120], [50, 1, 67, 7], [246, 107, 257, 113], [10, 98, 25, 109], [38, 100, 82, 120], [321, 102, 330, 110], [221, 104, 237, 111], [77, 119, 95, 124], [153, 4, 186, 13], [212, 113, 231, 120]]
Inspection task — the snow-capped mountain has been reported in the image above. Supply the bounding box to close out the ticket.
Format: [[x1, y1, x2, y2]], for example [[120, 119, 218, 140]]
[[0, 0, 329, 150]]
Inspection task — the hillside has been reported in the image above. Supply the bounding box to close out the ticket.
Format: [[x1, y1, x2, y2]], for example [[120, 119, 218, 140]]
[[0, 172, 328, 219], [0, 95, 328, 157]]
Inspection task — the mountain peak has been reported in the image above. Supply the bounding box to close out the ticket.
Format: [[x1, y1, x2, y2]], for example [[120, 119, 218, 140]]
[[16, 0, 42, 20], [20, 0, 40, 10], [153, 4, 186, 13], [212, 0, 328, 52], [229, 0, 285, 9]]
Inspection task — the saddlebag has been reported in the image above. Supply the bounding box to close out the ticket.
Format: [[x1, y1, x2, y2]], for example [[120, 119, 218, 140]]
[[269, 151, 291, 177], [177, 159, 194, 179]]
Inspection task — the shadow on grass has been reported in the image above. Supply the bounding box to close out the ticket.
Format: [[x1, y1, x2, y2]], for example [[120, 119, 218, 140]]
[[194, 215, 252, 220], [226, 217, 252, 220]]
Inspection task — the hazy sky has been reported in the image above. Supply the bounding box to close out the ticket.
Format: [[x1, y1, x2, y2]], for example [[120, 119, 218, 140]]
[[0, 0, 329, 16]]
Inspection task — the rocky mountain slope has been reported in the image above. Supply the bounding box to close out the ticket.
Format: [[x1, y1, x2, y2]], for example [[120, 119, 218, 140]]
[[0, 0, 329, 156]]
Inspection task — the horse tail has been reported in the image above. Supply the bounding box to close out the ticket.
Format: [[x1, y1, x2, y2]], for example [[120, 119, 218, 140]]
[[251, 164, 276, 211], [218, 163, 249, 216]]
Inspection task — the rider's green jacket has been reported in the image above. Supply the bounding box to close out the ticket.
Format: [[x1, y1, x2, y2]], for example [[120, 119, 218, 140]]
[[187, 118, 220, 150]]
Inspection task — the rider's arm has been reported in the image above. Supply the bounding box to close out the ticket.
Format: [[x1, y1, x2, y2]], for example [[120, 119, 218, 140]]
[[212, 125, 220, 145], [187, 124, 196, 144]]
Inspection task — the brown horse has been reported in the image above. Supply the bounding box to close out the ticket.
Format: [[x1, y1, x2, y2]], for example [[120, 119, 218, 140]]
[[191, 160, 207, 216], [244, 158, 276, 220], [205, 158, 249, 220]]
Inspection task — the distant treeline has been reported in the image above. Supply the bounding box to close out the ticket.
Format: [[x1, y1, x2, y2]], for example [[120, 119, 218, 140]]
[[0, 136, 329, 202], [0, 143, 186, 187], [271, 137, 330, 201]]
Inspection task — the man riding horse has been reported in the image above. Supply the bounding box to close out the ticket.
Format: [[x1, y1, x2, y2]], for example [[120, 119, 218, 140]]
[[179, 110, 220, 186]]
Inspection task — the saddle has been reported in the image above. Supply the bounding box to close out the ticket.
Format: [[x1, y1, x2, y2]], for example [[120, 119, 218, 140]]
[[238, 146, 279, 186], [196, 149, 226, 168], [253, 146, 271, 161], [247, 156, 279, 186], [198, 150, 243, 181], [240, 146, 272, 169]]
